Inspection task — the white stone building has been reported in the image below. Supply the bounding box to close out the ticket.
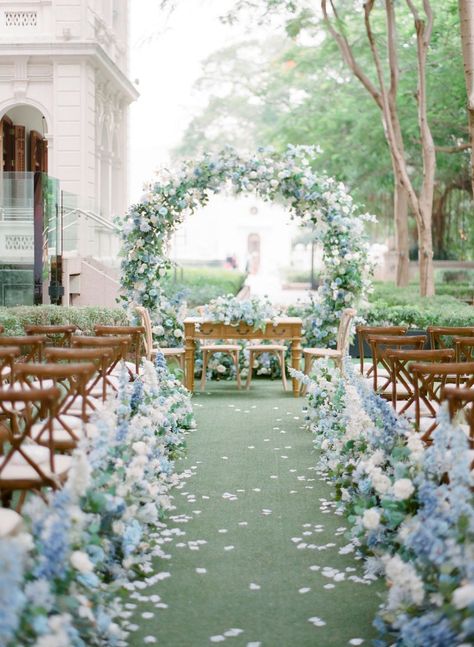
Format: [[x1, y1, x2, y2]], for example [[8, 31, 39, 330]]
[[0, 0, 138, 306]]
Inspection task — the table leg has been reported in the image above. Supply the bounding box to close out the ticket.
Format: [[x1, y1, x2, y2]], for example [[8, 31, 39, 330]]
[[291, 338, 302, 397], [184, 338, 195, 392]]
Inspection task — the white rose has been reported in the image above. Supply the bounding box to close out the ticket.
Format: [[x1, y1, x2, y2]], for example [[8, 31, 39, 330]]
[[452, 584, 474, 609], [173, 329, 183, 338], [393, 478, 415, 501], [371, 450, 385, 467], [153, 325, 165, 336], [132, 441, 147, 455], [216, 364, 226, 374], [362, 508, 381, 530], [70, 550, 94, 573], [372, 470, 391, 495], [406, 434, 425, 459]]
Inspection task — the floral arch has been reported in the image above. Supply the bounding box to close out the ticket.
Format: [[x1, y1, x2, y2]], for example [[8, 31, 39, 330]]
[[120, 146, 373, 348]]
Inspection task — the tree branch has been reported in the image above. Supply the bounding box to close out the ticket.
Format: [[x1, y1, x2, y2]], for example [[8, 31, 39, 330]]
[[321, 0, 383, 110], [363, 0, 419, 216]]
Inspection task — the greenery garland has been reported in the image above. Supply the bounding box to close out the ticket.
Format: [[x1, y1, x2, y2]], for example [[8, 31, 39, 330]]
[[120, 146, 373, 349]]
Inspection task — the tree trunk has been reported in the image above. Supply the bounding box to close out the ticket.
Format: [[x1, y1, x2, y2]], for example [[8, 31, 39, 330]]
[[432, 188, 445, 258], [459, 0, 474, 195], [417, 214, 435, 297], [394, 178, 410, 285]]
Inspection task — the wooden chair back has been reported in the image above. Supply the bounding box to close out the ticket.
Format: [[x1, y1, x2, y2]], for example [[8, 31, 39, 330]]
[[24, 324, 77, 347], [442, 386, 474, 448], [0, 335, 47, 362], [335, 308, 357, 353], [12, 362, 95, 446], [71, 335, 130, 391], [384, 348, 454, 414], [428, 326, 474, 350], [454, 336, 474, 362], [410, 361, 474, 441], [0, 347, 21, 384], [94, 325, 145, 372], [356, 325, 408, 376], [135, 306, 153, 361], [44, 347, 113, 402], [368, 334, 426, 393], [0, 386, 61, 495]]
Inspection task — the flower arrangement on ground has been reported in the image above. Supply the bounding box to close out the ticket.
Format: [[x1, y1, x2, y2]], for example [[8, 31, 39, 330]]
[[0, 354, 194, 646], [291, 360, 474, 646]]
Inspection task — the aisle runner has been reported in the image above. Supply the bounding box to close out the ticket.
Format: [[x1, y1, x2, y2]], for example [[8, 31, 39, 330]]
[[127, 382, 382, 646]]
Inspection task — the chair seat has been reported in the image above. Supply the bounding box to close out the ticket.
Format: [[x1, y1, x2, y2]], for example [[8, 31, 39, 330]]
[[33, 426, 85, 448], [10, 444, 50, 466], [1, 453, 71, 482], [402, 401, 438, 418], [0, 508, 23, 538], [202, 345, 240, 352], [31, 414, 83, 439], [151, 347, 185, 356], [111, 361, 137, 377], [303, 347, 341, 358], [248, 344, 286, 352], [63, 394, 102, 415], [86, 375, 120, 393]]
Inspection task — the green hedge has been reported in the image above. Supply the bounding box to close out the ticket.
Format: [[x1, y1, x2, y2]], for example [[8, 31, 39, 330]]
[[163, 267, 247, 307], [370, 282, 474, 304], [0, 306, 127, 336], [366, 284, 474, 328]]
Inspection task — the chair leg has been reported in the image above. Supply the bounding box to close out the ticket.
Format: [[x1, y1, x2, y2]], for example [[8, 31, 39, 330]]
[[246, 351, 254, 390], [201, 350, 208, 391], [301, 353, 314, 396], [233, 351, 241, 389], [279, 351, 288, 391]]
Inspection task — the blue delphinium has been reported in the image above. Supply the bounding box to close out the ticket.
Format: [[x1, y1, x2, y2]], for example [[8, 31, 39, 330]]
[[0, 539, 26, 646]]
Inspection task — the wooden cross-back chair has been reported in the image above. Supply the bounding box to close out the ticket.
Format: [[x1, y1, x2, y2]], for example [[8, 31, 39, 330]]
[[94, 325, 145, 374], [442, 386, 474, 449], [356, 325, 408, 378], [0, 347, 21, 384], [427, 326, 474, 350], [245, 341, 286, 392], [134, 306, 185, 370], [384, 348, 454, 415], [71, 335, 130, 392], [454, 336, 474, 362], [45, 347, 113, 403], [193, 306, 242, 391], [12, 362, 96, 452], [0, 386, 71, 511], [409, 361, 474, 442], [0, 335, 47, 363], [368, 334, 427, 396], [24, 324, 78, 347], [302, 307, 356, 383]]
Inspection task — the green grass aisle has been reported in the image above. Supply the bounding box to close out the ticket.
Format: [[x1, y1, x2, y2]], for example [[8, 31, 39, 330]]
[[127, 381, 383, 647]]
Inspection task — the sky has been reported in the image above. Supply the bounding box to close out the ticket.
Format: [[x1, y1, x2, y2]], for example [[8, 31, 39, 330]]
[[129, 0, 251, 202]]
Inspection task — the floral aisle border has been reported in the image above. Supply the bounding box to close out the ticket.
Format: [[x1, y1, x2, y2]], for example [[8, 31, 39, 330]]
[[0, 355, 195, 647], [291, 362, 474, 646], [120, 146, 374, 350]]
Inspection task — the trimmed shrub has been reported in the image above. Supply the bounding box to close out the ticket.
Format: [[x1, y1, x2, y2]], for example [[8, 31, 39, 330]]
[[0, 305, 127, 336]]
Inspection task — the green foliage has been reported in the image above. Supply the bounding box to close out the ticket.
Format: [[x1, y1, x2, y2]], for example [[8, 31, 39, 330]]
[[174, 0, 472, 257], [435, 268, 474, 284], [0, 305, 127, 336], [365, 285, 474, 328], [163, 267, 246, 307]]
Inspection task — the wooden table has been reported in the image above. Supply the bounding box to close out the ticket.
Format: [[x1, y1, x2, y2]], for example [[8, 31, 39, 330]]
[[183, 316, 303, 397]]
